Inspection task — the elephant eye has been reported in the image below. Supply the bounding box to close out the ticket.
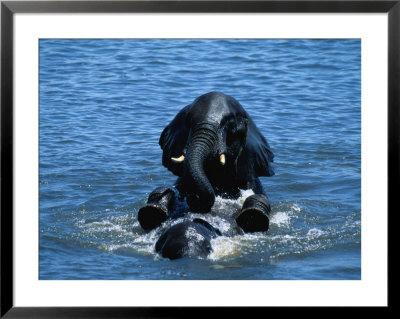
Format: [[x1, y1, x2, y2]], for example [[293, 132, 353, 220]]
[[226, 127, 246, 147]]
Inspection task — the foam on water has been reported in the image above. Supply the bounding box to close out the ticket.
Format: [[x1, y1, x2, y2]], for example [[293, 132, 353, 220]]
[[72, 190, 264, 259], [270, 211, 291, 228], [207, 194, 301, 260], [208, 236, 243, 260], [70, 196, 360, 264], [307, 228, 326, 238]]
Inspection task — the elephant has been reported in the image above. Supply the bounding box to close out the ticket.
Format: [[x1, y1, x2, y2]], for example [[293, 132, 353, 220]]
[[155, 218, 222, 260], [138, 92, 274, 259]]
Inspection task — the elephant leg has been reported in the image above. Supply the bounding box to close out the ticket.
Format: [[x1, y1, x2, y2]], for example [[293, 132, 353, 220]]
[[138, 187, 175, 231], [235, 194, 271, 233]]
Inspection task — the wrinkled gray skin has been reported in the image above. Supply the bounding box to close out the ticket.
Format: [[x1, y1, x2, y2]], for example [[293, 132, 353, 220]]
[[160, 91, 274, 213]]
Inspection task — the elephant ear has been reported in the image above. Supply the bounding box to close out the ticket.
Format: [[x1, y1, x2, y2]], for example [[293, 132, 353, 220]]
[[159, 104, 191, 176], [237, 117, 275, 182]]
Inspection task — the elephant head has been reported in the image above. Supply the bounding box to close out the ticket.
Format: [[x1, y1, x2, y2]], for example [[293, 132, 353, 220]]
[[159, 92, 274, 213]]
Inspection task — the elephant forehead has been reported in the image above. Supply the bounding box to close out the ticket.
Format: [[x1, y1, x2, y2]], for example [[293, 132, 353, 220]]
[[191, 100, 243, 125], [205, 104, 232, 123]]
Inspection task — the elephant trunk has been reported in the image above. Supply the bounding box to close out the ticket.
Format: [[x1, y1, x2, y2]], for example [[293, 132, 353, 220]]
[[184, 123, 218, 213]]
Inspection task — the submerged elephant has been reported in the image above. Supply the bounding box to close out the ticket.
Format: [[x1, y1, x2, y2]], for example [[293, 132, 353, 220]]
[[138, 92, 274, 259], [155, 218, 222, 260]]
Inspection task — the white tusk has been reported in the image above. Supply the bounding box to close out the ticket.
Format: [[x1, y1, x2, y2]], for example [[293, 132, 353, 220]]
[[171, 155, 185, 163], [220, 154, 226, 165]]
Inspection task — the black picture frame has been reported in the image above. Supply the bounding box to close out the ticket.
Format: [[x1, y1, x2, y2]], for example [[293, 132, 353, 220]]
[[1, 0, 395, 317]]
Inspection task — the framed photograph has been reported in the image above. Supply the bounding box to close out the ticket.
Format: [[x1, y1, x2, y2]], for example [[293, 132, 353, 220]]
[[1, 0, 395, 316]]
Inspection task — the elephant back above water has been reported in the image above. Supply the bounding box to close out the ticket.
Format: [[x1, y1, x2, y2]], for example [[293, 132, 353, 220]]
[[155, 218, 222, 260], [159, 91, 275, 213]]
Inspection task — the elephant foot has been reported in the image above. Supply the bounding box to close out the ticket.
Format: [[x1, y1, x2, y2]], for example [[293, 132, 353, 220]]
[[138, 187, 175, 231], [236, 194, 271, 233], [138, 205, 168, 231]]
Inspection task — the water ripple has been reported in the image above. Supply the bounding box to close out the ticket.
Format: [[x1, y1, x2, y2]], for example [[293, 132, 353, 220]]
[[39, 39, 361, 280]]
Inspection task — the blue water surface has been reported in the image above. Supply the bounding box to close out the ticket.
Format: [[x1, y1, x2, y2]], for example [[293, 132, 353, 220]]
[[39, 39, 361, 280]]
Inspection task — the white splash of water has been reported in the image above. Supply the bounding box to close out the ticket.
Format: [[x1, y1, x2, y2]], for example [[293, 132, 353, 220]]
[[212, 189, 255, 212], [75, 199, 308, 261], [307, 228, 325, 238], [208, 236, 243, 260], [270, 211, 291, 227], [269, 202, 301, 228], [185, 226, 206, 242], [291, 203, 301, 213]]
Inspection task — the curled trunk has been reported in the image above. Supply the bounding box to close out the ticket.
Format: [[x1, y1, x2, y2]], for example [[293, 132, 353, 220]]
[[184, 123, 218, 213]]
